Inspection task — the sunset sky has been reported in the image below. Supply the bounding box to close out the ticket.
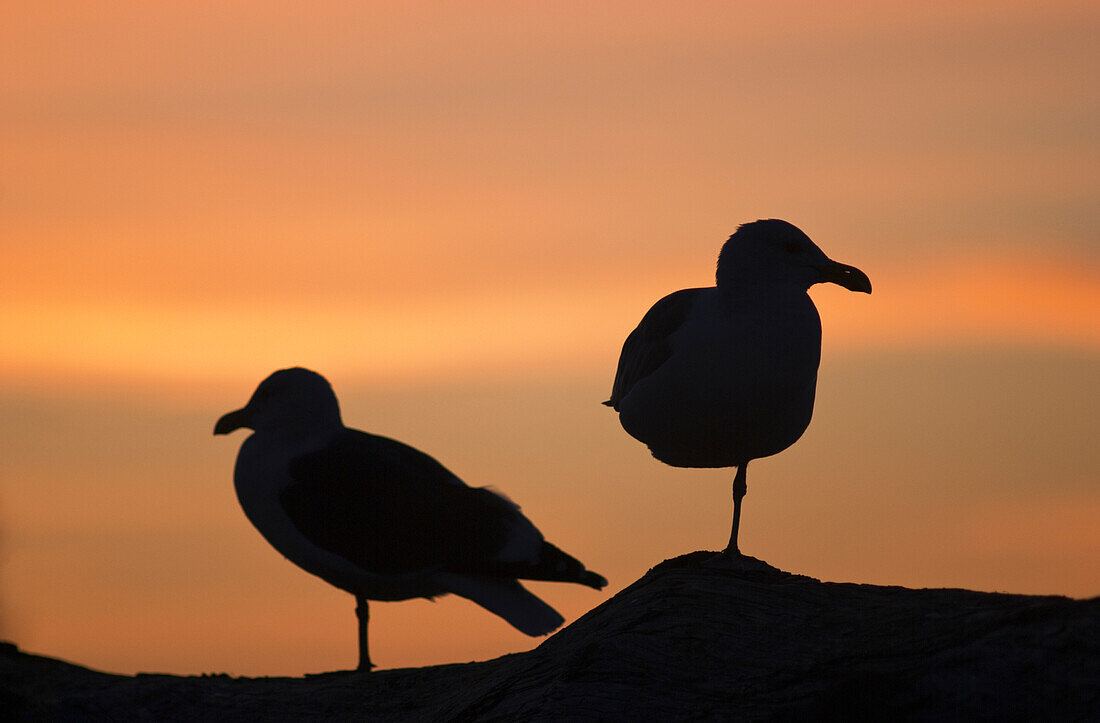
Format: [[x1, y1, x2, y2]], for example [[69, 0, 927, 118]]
[[2, 1, 1098, 676]]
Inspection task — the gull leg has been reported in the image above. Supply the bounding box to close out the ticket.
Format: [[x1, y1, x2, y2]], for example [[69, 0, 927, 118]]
[[355, 596, 374, 671], [706, 462, 776, 571], [723, 462, 748, 556]]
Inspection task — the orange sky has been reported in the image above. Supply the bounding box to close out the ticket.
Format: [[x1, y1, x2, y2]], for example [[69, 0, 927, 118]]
[[2, 1, 1098, 675]]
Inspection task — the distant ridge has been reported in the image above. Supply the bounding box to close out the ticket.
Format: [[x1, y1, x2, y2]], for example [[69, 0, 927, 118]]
[[4, 553, 1098, 720]]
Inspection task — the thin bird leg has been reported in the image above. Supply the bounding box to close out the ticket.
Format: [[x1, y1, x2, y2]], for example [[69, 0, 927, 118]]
[[723, 462, 748, 556], [355, 596, 374, 671]]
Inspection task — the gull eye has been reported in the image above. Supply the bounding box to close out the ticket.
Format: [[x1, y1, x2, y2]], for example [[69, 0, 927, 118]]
[[254, 383, 279, 402]]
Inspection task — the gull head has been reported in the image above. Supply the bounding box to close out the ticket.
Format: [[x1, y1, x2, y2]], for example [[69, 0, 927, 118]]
[[716, 219, 872, 294], [214, 367, 343, 436]]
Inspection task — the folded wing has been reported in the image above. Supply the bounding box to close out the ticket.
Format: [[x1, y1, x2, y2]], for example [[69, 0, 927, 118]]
[[281, 429, 605, 589], [604, 288, 701, 410]]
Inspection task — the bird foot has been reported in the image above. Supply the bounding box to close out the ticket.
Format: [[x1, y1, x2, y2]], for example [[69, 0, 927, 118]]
[[702, 550, 778, 572]]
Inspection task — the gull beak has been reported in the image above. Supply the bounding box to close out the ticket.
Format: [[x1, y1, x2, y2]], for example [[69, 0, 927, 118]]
[[214, 407, 252, 435], [816, 260, 872, 294]]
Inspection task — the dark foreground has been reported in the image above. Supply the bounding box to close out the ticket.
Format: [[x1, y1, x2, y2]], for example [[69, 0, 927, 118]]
[[4, 553, 1099, 721]]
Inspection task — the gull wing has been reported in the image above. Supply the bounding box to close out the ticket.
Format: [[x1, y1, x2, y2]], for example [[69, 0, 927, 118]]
[[604, 288, 703, 410], [280, 429, 531, 575]]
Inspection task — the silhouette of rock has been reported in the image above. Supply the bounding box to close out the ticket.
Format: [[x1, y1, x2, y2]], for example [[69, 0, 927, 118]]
[[4, 554, 1098, 720]]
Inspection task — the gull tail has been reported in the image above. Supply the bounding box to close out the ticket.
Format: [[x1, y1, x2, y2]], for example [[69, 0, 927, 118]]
[[438, 574, 565, 636], [465, 542, 608, 589], [523, 542, 608, 589]]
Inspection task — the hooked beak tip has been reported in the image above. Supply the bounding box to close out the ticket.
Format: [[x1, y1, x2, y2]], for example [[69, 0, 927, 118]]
[[818, 261, 872, 294]]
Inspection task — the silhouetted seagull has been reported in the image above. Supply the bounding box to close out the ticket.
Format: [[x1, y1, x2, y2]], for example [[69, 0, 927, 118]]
[[215, 368, 606, 670], [604, 219, 871, 564]]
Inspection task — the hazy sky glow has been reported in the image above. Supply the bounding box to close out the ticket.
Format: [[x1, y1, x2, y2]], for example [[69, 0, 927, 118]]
[[2, 1, 1098, 675]]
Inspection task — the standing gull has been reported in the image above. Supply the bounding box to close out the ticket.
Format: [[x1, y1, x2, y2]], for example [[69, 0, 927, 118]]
[[604, 219, 871, 563], [215, 367, 606, 670]]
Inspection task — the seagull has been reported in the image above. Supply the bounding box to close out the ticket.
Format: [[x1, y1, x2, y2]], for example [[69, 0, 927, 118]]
[[215, 367, 607, 670], [604, 219, 871, 563]]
